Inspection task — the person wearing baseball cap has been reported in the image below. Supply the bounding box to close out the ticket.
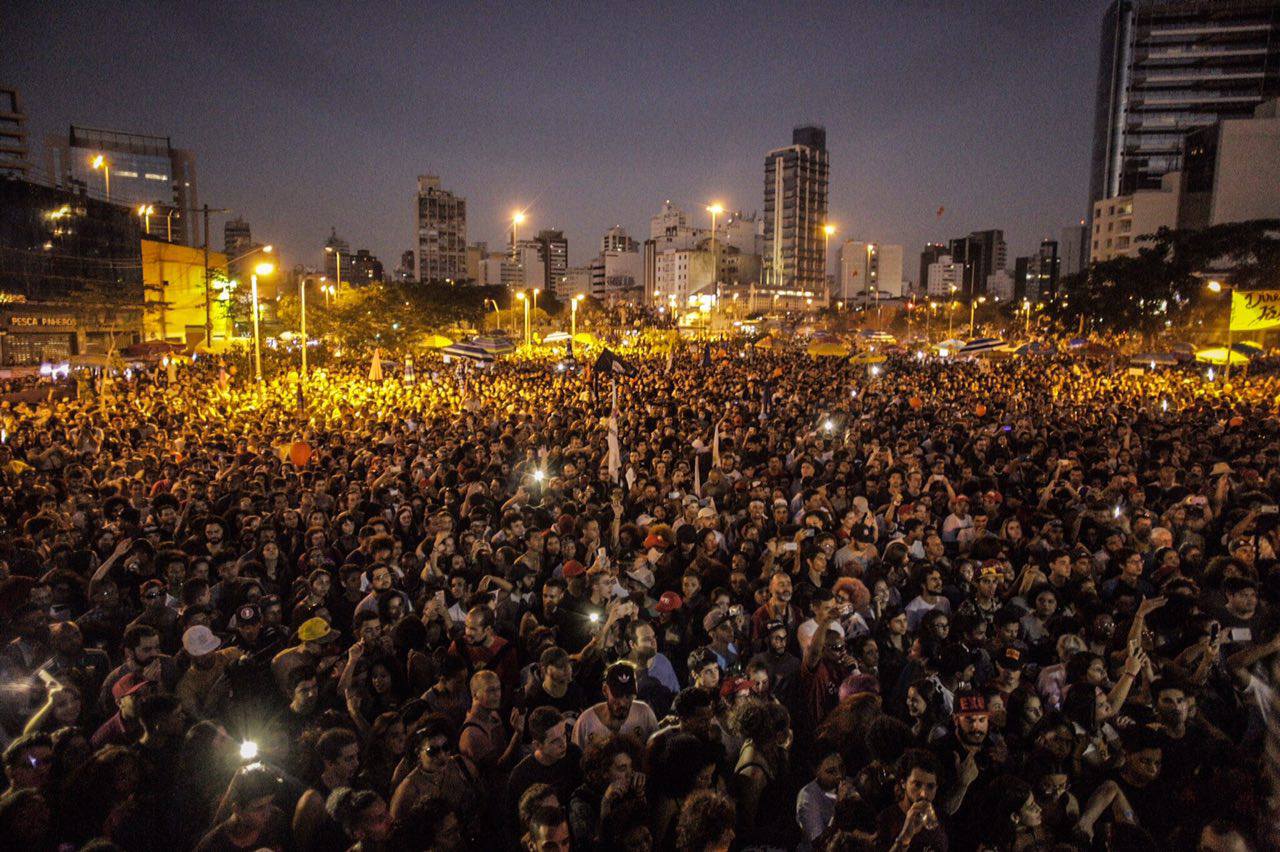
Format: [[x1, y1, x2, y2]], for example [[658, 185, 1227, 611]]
[[569, 661, 659, 750], [747, 619, 801, 712], [271, 616, 338, 698], [176, 624, 243, 720]]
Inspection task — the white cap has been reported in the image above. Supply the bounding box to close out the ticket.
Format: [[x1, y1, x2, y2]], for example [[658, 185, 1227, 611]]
[[182, 624, 222, 657]]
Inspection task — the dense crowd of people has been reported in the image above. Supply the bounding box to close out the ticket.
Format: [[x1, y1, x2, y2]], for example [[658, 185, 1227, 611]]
[[0, 334, 1277, 851]]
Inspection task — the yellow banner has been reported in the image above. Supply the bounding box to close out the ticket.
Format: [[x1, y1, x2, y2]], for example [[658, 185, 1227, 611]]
[[1230, 289, 1280, 332]]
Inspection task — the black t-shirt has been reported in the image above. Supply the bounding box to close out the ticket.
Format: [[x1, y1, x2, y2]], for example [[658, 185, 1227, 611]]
[[506, 746, 583, 816], [522, 678, 587, 716]]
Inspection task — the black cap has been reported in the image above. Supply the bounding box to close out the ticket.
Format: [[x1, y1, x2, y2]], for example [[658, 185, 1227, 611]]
[[603, 661, 637, 696], [235, 603, 262, 626]]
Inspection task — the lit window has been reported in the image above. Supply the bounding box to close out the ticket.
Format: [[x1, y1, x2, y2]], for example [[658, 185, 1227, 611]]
[[116, 170, 138, 178], [144, 173, 167, 181]]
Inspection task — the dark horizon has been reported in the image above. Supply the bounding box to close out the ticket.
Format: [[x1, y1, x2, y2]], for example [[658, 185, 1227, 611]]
[[6, 0, 1106, 277]]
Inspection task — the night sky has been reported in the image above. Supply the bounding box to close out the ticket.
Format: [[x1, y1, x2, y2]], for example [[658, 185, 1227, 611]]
[[7, 1, 1106, 278]]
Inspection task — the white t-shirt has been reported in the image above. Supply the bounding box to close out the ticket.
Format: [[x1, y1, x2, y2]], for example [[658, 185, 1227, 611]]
[[570, 700, 659, 750]]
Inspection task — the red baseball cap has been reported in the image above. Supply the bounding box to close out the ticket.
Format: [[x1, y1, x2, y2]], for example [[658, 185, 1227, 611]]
[[655, 591, 683, 613]]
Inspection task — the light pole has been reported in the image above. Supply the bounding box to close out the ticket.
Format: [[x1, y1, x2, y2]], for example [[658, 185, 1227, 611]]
[[91, 155, 110, 201], [250, 261, 275, 383], [164, 209, 179, 242], [1207, 279, 1234, 380], [532, 287, 541, 339], [212, 244, 273, 349], [1022, 299, 1032, 338], [969, 296, 986, 333], [822, 223, 836, 306], [516, 291, 530, 348], [300, 275, 309, 382], [324, 246, 343, 293], [137, 205, 154, 235], [948, 286, 958, 337], [571, 294, 583, 338], [706, 204, 724, 313], [511, 211, 525, 261]]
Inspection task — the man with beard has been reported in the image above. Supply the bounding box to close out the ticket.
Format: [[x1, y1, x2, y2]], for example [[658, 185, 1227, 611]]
[[748, 620, 801, 715], [175, 624, 242, 720], [39, 621, 110, 707], [522, 646, 586, 716], [570, 661, 658, 749], [750, 573, 802, 652], [99, 624, 177, 715], [624, 619, 677, 718], [449, 605, 518, 704], [934, 690, 992, 820]]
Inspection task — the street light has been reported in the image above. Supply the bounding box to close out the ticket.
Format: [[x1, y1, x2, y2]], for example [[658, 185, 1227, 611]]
[[299, 276, 310, 382], [515, 291, 530, 348], [208, 244, 273, 348], [532, 287, 541, 334], [512, 211, 526, 260], [250, 261, 275, 383], [136, 205, 154, 235], [1022, 299, 1032, 338], [707, 204, 724, 313], [969, 295, 986, 333], [822, 224, 836, 306], [323, 245, 343, 292], [164, 208, 179, 242], [571, 294, 584, 338], [91, 154, 110, 201], [1205, 279, 1234, 379]]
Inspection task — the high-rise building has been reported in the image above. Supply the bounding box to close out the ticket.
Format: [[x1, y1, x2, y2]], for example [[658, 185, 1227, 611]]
[[416, 174, 467, 283], [394, 250, 415, 283], [1060, 223, 1089, 277], [1031, 240, 1060, 300], [763, 125, 830, 301], [0, 86, 29, 178], [948, 230, 1006, 298], [322, 229, 353, 285], [591, 227, 643, 303], [840, 242, 905, 304], [45, 125, 199, 245], [1090, 171, 1181, 262], [536, 229, 568, 295], [350, 249, 384, 285], [926, 255, 964, 298], [602, 226, 639, 254], [1090, 0, 1280, 205], [1179, 96, 1280, 229], [223, 217, 252, 258], [918, 243, 948, 296]]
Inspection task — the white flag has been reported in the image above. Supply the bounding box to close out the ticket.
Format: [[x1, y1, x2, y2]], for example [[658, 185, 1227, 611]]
[[712, 421, 721, 469]]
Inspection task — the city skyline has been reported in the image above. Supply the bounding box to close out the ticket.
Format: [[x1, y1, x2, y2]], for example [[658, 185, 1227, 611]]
[[8, 1, 1105, 278]]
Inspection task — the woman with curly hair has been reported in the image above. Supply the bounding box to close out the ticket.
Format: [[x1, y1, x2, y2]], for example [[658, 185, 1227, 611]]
[[568, 733, 642, 851], [729, 696, 797, 849], [676, 789, 736, 852]]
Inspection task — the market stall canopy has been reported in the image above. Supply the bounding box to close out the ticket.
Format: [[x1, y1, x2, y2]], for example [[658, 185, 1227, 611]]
[[441, 343, 497, 363], [849, 352, 887, 364], [469, 335, 517, 355], [1194, 346, 1250, 365], [959, 337, 1005, 354], [572, 332, 602, 347], [542, 331, 572, 343], [1130, 352, 1179, 367], [420, 334, 454, 349], [807, 340, 850, 357]]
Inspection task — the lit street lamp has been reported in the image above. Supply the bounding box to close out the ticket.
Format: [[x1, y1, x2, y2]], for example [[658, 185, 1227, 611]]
[[323, 245, 343, 292], [571, 294, 584, 338], [515, 291, 530, 348], [532, 287, 541, 336], [137, 205, 154, 235], [1205, 279, 1234, 380], [823, 223, 836, 305], [969, 296, 986, 333], [91, 154, 110, 201], [512, 211, 526, 260], [250, 261, 275, 383], [164, 208, 179, 242], [707, 203, 724, 313]]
